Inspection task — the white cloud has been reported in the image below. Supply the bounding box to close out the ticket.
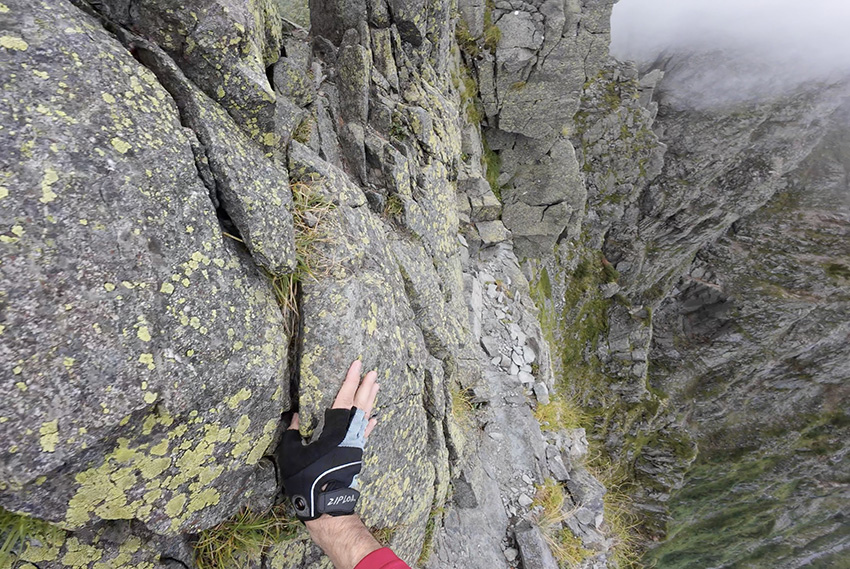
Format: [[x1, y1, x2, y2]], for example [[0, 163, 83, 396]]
[[611, 0, 850, 75]]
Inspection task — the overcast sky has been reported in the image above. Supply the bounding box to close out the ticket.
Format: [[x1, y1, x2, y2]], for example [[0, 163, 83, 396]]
[[611, 0, 850, 76]]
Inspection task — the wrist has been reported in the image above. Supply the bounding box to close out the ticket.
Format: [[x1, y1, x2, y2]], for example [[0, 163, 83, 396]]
[[305, 514, 381, 569]]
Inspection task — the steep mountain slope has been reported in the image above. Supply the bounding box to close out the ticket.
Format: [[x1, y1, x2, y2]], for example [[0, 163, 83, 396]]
[[646, 100, 850, 569]]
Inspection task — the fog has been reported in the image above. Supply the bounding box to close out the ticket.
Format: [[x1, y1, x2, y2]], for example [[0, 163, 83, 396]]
[[610, 0, 850, 106], [611, 0, 850, 70]]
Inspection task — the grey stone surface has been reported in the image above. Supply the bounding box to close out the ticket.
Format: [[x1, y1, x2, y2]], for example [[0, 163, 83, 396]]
[[98, 0, 284, 151], [533, 382, 550, 405], [0, 0, 289, 534], [514, 521, 559, 569], [476, 220, 511, 245], [136, 42, 296, 275]]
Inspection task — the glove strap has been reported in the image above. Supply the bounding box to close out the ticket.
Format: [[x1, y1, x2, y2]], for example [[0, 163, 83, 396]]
[[317, 488, 361, 516]]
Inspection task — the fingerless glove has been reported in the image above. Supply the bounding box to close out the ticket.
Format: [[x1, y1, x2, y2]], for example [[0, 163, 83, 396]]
[[272, 407, 369, 521]]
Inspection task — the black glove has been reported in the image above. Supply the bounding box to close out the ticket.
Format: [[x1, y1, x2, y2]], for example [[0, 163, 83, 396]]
[[273, 407, 369, 521]]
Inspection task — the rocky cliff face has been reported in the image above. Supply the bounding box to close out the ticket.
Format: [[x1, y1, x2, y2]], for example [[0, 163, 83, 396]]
[[0, 0, 615, 567], [644, 97, 850, 569], [559, 51, 850, 565], [1, 1, 847, 568]]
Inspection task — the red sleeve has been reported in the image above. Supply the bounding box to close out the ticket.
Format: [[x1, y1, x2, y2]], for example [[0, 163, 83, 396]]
[[354, 548, 411, 569]]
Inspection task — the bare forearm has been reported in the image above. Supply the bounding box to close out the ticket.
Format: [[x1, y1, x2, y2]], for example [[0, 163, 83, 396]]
[[305, 515, 382, 569]]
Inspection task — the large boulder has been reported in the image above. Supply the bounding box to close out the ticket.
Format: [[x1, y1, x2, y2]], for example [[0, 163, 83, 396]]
[[97, 0, 286, 151], [0, 0, 290, 535]]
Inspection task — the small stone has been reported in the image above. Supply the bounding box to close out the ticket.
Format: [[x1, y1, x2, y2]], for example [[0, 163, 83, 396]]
[[547, 452, 570, 482], [479, 271, 496, 284], [471, 385, 491, 404], [504, 547, 519, 562], [600, 282, 621, 299], [495, 309, 506, 319], [518, 494, 534, 508], [481, 335, 501, 357], [522, 474, 533, 484], [521, 364, 532, 373], [487, 284, 499, 299], [491, 356, 501, 366], [523, 345, 537, 364], [510, 363, 520, 376], [576, 507, 595, 525], [512, 352, 524, 366], [515, 522, 559, 569], [501, 355, 512, 368], [518, 371, 534, 384], [489, 431, 505, 441], [476, 220, 511, 245], [533, 382, 550, 405]]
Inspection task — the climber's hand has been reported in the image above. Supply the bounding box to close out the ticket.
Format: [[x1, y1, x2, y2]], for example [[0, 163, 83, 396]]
[[272, 360, 379, 521]]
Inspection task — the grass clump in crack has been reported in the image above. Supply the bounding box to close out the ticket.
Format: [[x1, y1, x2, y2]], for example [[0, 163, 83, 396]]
[[194, 505, 301, 569], [271, 177, 336, 318], [1, 508, 63, 568], [450, 383, 475, 430], [531, 479, 592, 568], [417, 504, 446, 565]]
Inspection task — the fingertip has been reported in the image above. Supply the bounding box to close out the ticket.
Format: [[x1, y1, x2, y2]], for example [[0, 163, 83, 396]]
[[364, 417, 378, 438], [287, 412, 300, 430]]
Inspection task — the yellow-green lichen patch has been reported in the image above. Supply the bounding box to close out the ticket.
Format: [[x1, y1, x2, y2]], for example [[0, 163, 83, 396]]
[[165, 494, 186, 518], [226, 387, 252, 409], [0, 35, 28, 51], [109, 137, 131, 154], [138, 353, 155, 370], [136, 326, 151, 342], [39, 168, 59, 203], [61, 537, 103, 567], [39, 420, 59, 452]]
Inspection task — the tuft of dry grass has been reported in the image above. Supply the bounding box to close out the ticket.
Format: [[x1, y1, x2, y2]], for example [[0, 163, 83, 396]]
[[194, 505, 301, 569], [531, 479, 592, 568], [271, 178, 336, 318], [534, 394, 586, 432], [587, 460, 643, 568], [370, 526, 397, 546], [450, 384, 475, 430], [384, 194, 404, 219], [532, 478, 571, 528]]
